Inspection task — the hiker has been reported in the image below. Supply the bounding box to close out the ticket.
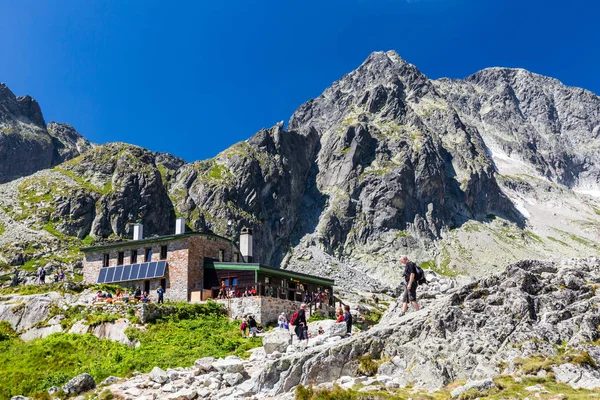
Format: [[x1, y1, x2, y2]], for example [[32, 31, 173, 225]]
[[59, 269, 65, 281], [292, 303, 308, 344], [278, 312, 287, 329], [134, 286, 142, 300], [343, 304, 353, 335], [53, 272, 60, 283], [400, 255, 420, 315], [37, 267, 46, 285], [335, 307, 344, 323], [248, 315, 258, 337], [157, 286, 165, 304], [240, 317, 248, 338]]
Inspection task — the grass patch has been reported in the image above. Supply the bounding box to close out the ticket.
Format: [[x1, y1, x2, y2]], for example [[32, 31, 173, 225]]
[[0, 301, 261, 398], [0, 221, 5, 235]]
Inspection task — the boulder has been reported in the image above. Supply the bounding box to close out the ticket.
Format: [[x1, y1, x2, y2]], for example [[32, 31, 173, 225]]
[[223, 372, 245, 387], [450, 379, 495, 398], [328, 322, 348, 338], [92, 319, 135, 345], [150, 366, 169, 384], [553, 363, 600, 389], [194, 357, 215, 372], [262, 330, 293, 354], [19, 324, 63, 341], [213, 357, 245, 374], [62, 373, 96, 396], [10, 396, 30, 400], [169, 388, 197, 399]]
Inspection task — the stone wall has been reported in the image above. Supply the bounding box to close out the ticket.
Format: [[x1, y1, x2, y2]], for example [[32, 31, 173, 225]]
[[215, 296, 333, 325]]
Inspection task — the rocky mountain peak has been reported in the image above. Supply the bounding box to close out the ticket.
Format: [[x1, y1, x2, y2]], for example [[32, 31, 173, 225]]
[[0, 83, 91, 183]]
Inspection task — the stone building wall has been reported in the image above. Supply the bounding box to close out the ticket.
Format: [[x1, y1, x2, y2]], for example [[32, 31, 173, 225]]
[[215, 296, 333, 325]]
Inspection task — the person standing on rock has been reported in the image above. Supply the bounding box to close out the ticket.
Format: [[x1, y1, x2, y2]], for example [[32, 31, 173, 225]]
[[294, 303, 308, 344], [157, 286, 165, 304], [343, 304, 353, 335], [400, 255, 420, 315]]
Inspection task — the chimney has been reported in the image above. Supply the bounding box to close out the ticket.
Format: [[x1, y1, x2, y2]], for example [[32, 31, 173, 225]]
[[175, 217, 185, 235], [133, 223, 143, 241], [240, 227, 253, 263]]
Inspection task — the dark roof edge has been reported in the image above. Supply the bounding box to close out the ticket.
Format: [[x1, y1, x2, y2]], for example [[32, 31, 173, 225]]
[[208, 262, 335, 285], [81, 231, 233, 252]]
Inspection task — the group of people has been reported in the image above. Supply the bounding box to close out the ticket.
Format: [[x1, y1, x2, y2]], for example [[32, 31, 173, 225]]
[[240, 315, 263, 338], [93, 285, 166, 304], [36, 266, 65, 285], [218, 281, 257, 299], [303, 289, 330, 306]]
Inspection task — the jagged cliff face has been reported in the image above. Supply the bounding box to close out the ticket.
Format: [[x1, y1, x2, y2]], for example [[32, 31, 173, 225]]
[[1, 52, 600, 288], [0, 83, 92, 184], [435, 69, 600, 191]]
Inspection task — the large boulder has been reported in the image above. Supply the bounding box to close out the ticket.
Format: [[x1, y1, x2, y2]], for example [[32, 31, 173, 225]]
[[19, 324, 63, 341], [450, 379, 496, 398], [213, 356, 245, 374], [92, 319, 136, 346], [553, 363, 600, 390], [150, 366, 169, 384], [262, 330, 293, 354], [194, 357, 215, 372], [328, 322, 348, 338], [62, 373, 95, 396]]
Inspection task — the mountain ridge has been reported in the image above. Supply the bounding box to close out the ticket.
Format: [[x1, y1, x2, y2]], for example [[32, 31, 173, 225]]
[[1, 51, 599, 289]]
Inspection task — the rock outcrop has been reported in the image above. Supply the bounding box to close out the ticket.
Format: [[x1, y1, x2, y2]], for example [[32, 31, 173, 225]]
[[0, 83, 92, 184]]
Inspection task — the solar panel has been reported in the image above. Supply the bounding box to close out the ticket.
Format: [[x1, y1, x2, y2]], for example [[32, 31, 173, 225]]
[[113, 266, 123, 282], [155, 260, 166, 277], [138, 263, 149, 279], [96, 261, 167, 284], [147, 262, 157, 278], [122, 265, 132, 281], [97, 268, 107, 284], [130, 264, 140, 280], [105, 267, 115, 283]]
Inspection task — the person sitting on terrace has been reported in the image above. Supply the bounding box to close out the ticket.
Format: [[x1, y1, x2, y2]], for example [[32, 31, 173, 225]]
[[134, 286, 142, 300], [95, 291, 104, 301], [115, 289, 123, 299], [228, 288, 234, 298], [250, 286, 257, 296], [141, 291, 150, 303]]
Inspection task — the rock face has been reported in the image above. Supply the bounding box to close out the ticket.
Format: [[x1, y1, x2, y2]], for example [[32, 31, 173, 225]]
[[2, 52, 600, 288], [62, 373, 95, 396], [0, 83, 91, 184], [250, 258, 600, 394]]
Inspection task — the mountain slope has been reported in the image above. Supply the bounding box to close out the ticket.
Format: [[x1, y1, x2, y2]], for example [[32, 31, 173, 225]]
[[0, 83, 92, 184], [1, 52, 600, 288]]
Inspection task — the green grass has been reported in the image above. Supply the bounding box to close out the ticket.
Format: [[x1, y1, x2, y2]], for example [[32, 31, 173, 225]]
[[0, 221, 5, 235], [0, 301, 261, 399]]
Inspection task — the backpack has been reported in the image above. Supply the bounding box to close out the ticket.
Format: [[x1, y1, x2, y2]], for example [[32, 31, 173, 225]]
[[290, 311, 299, 326], [415, 265, 427, 285]]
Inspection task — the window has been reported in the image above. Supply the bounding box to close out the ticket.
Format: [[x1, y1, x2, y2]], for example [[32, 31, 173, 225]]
[[218, 249, 224, 262], [160, 245, 168, 260], [131, 250, 138, 264], [103, 254, 110, 267], [117, 252, 124, 266], [234, 253, 240, 263], [145, 248, 152, 262]]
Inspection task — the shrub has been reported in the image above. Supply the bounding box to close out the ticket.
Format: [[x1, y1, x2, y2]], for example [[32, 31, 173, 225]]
[[0, 321, 17, 341], [308, 312, 328, 322], [358, 355, 378, 377]]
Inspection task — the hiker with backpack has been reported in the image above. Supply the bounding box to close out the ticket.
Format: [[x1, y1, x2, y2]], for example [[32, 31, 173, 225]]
[[290, 303, 308, 344], [400, 255, 422, 315]]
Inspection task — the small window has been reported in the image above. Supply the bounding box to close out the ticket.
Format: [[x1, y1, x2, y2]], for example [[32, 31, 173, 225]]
[[103, 254, 110, 267], [117, 252, 124, 266], [265, 277, 270, 284], [131, 250, 138, 264], [234, 253, 240, 263], [145, 248, 152, 262], [160, 245, 168, 260], [218, 249, 224, 262]]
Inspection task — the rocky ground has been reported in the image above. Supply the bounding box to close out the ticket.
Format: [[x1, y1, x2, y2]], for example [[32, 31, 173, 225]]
[[8, 257, 600, 400]]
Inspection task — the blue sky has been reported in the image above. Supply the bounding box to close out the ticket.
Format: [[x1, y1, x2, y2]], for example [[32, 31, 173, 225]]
[[0, 0, 597, 162]]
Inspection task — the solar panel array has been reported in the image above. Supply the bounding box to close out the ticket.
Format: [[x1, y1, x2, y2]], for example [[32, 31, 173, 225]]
[[96, 260, 167, 284]]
